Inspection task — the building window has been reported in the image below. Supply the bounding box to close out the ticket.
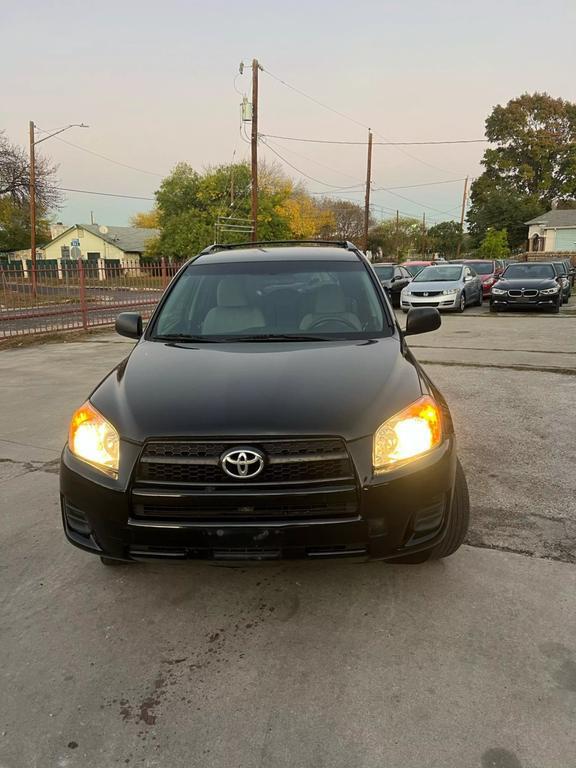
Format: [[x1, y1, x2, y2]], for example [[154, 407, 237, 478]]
[[61, 246, 70, 259]]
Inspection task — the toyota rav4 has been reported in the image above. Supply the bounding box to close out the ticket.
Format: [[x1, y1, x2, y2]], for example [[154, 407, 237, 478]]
[[60, 241, 469, 565]]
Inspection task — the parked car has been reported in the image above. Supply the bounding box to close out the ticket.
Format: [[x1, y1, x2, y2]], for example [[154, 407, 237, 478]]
[[60, 240, 470, 566], [402, 260, 433, 277], [553, 261, 573, 300], [490, 262, 562, 313], [372, 263, 413, 307], [452, 259, 504, 298], [401, 263, 483, 313]]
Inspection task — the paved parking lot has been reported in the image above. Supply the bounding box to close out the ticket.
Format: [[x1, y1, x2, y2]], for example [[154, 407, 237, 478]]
[[1, 306, 576, 768]]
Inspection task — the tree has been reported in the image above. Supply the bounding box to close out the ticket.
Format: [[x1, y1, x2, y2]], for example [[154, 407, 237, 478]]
[[477, 228, 510, 260], [467, 93, 576, 247], [0, 131, 61, 211], [276, 191, 335, 239], [130, 210, 160, 229], [427, 221, 462, 258], [317, 199, 369, 242], [367, 217, 421, 259], [152, 161, 294, 259], [0, 198, 49, 251]]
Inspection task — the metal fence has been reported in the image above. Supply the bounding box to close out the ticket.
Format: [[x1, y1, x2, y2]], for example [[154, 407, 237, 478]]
[[0, 258, 183, 339]]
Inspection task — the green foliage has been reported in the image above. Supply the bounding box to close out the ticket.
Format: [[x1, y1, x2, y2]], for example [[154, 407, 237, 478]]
[[478, 228, 510, 259], [427, 221, 462, 258], [0, 198, 50, 252], [152, 162, 293, 259], [468, 92, 576, 248], [367, 217, 421, 259]]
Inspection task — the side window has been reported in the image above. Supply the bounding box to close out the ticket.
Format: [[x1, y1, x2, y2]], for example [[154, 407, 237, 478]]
[[400, 267, 410, 279], [394, 268, 401, 280]]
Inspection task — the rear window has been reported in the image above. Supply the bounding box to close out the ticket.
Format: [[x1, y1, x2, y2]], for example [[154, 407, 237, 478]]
[[151, 260, 391, 340], [463, 262, 494, 275], [373, 265, 394, 280]]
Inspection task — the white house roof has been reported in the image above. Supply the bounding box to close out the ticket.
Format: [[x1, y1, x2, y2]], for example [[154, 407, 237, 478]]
[[525, 210, 576, 227]]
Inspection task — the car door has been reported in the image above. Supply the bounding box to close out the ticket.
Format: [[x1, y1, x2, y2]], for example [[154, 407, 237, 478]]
[[392, 266, 411, 296]]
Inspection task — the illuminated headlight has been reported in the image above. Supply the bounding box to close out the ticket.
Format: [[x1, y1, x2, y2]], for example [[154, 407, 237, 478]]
[[69, 401, 119, 476], [442, 288, 457, 295], [491, 287, 507, 295], [540, 286, 560, 295], [373, 396, 442, 473]]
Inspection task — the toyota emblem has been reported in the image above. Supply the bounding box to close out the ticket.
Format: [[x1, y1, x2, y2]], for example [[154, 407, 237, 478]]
[[221, 447, 265, 479]]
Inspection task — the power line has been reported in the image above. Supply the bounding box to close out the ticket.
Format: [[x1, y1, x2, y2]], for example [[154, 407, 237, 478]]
[[260, 66, 463, 177], [261, 136, 364, 184], [36, 126, 165, 178], [260, 132, 488, 146], [259, 137, 364, 190], [58, 187, 155, 201]]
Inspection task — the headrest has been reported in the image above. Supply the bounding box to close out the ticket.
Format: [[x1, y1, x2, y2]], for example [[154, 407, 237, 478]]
[[314, 284, 347, 313], [217, 277, 248, 307]]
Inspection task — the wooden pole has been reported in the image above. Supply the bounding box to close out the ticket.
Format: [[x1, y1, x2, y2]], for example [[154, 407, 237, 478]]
[[29, 121, 37, 297], [250, 59, 259, 242], [363, 130, 373, 253], [456, 176, 469, 258]]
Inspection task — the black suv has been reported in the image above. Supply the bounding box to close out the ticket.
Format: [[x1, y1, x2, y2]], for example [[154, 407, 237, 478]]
[[60, 241, 469, 565]]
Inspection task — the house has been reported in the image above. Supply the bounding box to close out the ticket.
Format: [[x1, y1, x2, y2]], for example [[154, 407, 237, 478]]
[[42, 224, 159, 266], [525, 210, 576, 254]]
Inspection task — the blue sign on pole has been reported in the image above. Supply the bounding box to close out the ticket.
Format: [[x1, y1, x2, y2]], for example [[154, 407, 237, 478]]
[[71, 239, 80, 247]]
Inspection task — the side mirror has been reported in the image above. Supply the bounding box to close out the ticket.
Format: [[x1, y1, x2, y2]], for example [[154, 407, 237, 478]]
[[115, 312, 142, 339], [465, 275, 474, 282], [404, 307, 441, 336]]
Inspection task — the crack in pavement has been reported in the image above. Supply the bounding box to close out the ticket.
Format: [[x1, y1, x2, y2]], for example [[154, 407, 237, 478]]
[[418, 359, 576, 376], [0, 456, 60, 484], [411, 344, 576, 357]]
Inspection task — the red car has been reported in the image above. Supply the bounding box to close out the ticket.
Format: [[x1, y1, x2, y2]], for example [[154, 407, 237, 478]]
[[455, 260, 504, 297]]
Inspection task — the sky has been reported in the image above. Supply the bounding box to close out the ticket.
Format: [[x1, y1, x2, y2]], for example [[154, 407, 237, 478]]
[[3, 0, 576, 229]]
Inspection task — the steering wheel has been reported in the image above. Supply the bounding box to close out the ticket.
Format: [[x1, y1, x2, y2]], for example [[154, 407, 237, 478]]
[[308, 316, 359, 331]]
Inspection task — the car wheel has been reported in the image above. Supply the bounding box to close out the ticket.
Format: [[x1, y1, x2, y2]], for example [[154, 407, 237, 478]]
[[476, 290, 483, 306], [552, 299, 561, 314], [429, 461, 470, 559], [100, 556, 131, 566], [456, 293, 466, 313], [489, 304, 497, 313]]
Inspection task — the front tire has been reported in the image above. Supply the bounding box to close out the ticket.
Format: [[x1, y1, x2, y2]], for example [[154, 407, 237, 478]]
[[429, 461, 470, 559], [476, 290, 483, 306], [456, 293, 466, 313]]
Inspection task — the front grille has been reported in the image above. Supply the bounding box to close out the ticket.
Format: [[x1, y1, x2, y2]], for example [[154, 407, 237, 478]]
[[136, 438, 355, 486], [508, 289, 538, 298], [411, 291, 442, 297]]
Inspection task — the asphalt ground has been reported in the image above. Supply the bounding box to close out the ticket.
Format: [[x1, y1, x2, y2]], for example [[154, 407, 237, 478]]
[[1, 305, 576, 768]]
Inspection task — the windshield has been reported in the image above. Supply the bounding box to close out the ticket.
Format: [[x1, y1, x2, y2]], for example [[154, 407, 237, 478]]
[[463, 261, 494, 275], [413, 265, 463, 283], [503, 263, 556, 279], [373, 265, 394, 280], [554, 262, 567, 274], [151, 260, 390, 340]]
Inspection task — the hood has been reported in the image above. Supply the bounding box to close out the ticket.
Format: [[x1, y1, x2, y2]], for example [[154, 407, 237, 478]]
[[495, 277, 558, 290], [90, 338, 422, 443], [407, 279, 461, 292]]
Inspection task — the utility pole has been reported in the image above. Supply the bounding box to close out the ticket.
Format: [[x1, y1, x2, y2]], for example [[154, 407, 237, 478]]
[[29, 121, 37, 296], [251, 59, 259, 242], [421, 212, 426, 257], [456, 175, 469, 259], [363, 130, 373, 253], [395, 210, 400, 263]]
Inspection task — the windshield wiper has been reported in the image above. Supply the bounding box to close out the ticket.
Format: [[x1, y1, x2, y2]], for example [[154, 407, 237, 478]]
[[153, 333, 226, 343], [217, 334, 334, 342]]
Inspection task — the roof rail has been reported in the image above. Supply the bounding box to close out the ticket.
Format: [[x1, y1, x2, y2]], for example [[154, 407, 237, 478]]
[[199, 240, 360, 255]]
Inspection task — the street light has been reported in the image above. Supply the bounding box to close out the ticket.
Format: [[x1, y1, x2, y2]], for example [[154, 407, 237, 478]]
[[29, 121, 89, 295]]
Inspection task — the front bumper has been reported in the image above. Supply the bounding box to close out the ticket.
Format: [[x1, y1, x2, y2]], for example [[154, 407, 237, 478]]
[[401, 293, 459, 311], [60, 438, 457, 563], [490, 294, 560, 310]]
